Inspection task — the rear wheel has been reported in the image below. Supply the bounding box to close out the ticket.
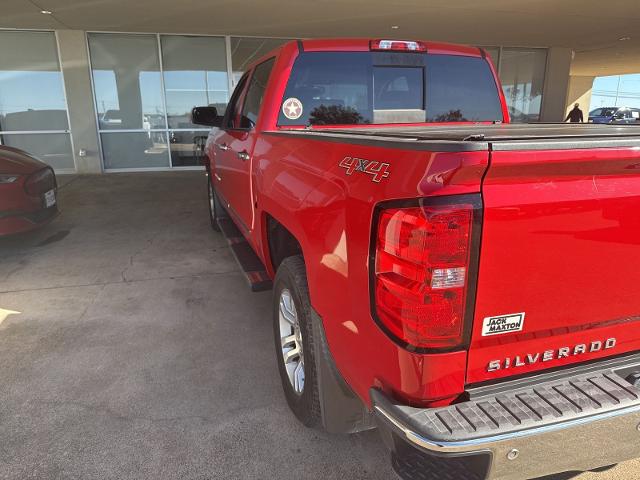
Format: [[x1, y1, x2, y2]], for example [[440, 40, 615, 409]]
[[206, 173, 221, 232], [273, 255, 321, 427]]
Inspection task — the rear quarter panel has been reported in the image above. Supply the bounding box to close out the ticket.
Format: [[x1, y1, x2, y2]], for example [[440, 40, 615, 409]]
[[253, 132, 489, 405]]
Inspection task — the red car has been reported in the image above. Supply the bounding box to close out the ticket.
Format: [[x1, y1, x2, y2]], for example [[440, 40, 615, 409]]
[[0, 145, 58, 236], [193, 38, 640, 479]]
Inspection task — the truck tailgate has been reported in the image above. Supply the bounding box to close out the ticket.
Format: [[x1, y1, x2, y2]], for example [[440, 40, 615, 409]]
[[468, 145, 640, 384]]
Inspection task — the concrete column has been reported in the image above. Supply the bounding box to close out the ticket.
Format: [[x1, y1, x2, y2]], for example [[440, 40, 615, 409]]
[[539, 47, 573, 122], [56, 30, 102, 174], [565, 75, 595, 119]]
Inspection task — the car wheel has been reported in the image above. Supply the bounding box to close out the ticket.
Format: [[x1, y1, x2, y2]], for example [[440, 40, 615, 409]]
[[207, 173, 221, 232], [273, 255, 321, 427]]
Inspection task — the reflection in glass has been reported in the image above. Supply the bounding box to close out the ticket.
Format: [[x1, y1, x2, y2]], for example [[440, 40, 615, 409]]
[[161, 36, 229, 129], [100, 132, 169, 169], [426, 55, 503, 123], [374, 67, 424, 110], [1, 133, 74, 170], [0, 31, 69, 132], [89, 33, 166, 130], [240, 59, 276, 129], [499, 48, 547, 122], [230, 37, 294, 84], [169, 131, 209, 167]]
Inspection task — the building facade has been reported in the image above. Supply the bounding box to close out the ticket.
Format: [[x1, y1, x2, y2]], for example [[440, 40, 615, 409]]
[[0, 29, 570, 174]]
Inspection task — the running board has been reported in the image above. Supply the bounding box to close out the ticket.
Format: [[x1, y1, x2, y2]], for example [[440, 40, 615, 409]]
[[217, 217, 273, 292]]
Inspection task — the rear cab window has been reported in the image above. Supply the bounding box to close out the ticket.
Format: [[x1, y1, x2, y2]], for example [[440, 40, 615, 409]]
[[277, 51, 503, 126]]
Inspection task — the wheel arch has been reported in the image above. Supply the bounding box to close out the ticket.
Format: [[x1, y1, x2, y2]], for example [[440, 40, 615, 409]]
[[265, 213, 304, 274]]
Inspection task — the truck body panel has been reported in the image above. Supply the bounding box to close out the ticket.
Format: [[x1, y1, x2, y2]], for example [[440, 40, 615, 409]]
[[468, 146, 640, 383], [196, 38, 640, 479], [251, 132, 490, 405]]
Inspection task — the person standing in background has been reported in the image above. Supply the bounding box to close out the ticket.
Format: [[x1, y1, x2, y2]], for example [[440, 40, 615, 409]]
[[565, 103, 584, 123]]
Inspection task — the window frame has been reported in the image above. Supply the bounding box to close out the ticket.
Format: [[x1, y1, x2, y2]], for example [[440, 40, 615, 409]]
[[86, 31, 238, 172], [0, 29, 75, 172], [277, 51, 504, 126], [239, 57, 276, 131], [223, 71, 251, 131]]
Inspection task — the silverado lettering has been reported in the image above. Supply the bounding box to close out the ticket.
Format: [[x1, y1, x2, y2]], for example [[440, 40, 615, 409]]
[[487, 338, 617, 372], [194, 38, 640, 480]]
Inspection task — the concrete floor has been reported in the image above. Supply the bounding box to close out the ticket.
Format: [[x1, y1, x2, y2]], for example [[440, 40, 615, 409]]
[[0, 172, 637, 480]]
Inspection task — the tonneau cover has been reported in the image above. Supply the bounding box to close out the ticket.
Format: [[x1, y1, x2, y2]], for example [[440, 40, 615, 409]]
[[272, 124, 640, 150]]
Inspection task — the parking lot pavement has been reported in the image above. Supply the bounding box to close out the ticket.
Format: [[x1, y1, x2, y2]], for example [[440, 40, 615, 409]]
[[0, 171, 637, 480]]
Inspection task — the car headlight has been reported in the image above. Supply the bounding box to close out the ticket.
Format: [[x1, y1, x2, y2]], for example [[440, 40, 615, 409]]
[[0, 174, 20, 184]]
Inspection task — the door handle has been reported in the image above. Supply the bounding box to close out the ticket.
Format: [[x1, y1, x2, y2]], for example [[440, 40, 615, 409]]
[[237, 150, 250, 161], [217, 143, 230, 151]]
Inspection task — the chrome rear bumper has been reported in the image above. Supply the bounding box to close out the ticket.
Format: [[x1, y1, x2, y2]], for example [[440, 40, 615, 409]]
[[372, 362, 640, 479]]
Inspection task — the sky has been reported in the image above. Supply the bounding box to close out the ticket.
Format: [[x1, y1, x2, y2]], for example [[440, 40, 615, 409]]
[[590, 73, 640, 111]]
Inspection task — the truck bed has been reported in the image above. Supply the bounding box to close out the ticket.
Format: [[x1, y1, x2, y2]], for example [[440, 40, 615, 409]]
[[270, 124, 640, 151]]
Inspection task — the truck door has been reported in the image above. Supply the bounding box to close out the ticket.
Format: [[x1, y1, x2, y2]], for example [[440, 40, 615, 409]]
[[214, 58, 275, 234]]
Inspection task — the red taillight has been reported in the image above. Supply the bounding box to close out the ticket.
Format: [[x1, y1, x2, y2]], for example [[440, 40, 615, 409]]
[[370, 39, 427, 52], [373, 199, 478, 350]]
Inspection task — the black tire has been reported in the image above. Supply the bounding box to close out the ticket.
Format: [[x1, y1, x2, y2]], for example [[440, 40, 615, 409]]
[[273, 255, 321, 428], [206, 172, 221, 232]]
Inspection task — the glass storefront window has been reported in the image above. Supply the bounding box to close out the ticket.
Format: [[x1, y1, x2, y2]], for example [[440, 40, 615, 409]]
[[89, 33, 231, 169], [161, 35, 229, 129], [100, 131, 170, 170], [500, 48, 547, 122], [89, 34, 166, 131], [1, 133, 75, 170], [0, 31, 73, 171], [168, 131, 209, 167], [230, 37, 294, 85]]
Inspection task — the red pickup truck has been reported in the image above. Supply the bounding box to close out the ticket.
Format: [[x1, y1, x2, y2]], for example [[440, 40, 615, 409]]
[[193, 38, 640, 479]]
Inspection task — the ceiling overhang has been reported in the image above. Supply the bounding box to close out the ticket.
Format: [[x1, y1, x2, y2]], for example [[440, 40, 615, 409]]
[[2, 0, 639, 77]]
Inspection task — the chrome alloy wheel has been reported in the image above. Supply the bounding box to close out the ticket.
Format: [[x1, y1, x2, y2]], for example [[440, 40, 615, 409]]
[[279, 289, 305, 394]]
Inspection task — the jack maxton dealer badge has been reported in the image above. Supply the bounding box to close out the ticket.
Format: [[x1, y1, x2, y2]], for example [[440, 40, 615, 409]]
[[482, 312, 525, 336]]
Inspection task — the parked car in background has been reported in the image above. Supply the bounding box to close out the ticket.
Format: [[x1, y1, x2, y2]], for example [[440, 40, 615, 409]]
[[589, 106, 640, 123], [0, 145, 58, 236]]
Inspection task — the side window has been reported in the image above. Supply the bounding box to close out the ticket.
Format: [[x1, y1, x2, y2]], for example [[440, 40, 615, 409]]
[[225, 73, 250, 129], [240, 58, 276, 129]]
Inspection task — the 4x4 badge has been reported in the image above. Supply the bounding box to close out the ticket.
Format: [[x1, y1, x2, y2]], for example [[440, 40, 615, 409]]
[[339, 156, 390, 183]]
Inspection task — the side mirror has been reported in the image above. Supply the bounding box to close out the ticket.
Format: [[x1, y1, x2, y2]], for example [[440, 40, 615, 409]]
[[191, 106, 223, 127]]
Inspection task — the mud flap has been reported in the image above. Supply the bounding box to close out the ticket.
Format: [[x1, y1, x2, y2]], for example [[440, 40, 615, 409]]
[[311, 308, 376, 434]]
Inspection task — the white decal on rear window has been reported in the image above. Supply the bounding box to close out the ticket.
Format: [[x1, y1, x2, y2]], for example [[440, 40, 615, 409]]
[[282, 97, 303, 120], [482, 312, 525, 336]]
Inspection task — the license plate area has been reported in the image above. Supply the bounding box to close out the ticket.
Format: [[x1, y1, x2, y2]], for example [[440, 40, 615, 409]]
[[44, 189, 56, 208]]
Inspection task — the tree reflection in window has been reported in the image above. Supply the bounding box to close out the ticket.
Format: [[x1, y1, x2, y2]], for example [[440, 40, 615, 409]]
[[309, 105, 369, 125], [429, 109, 467, 123]]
